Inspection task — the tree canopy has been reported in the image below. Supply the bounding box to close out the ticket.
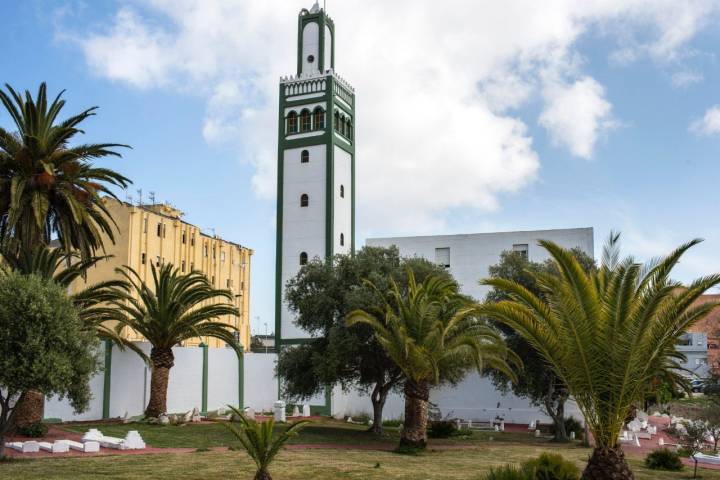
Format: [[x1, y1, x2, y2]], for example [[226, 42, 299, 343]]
[[277, 246, 450, 432], [0, 272, 100, 457]]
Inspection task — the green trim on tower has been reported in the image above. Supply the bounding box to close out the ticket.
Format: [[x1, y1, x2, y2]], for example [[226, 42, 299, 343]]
[[102, 339, 112, 419]]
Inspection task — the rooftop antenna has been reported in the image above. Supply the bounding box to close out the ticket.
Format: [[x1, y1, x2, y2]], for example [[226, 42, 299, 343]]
[[149, 191, 156, 204], [136, 188, 143, 206]]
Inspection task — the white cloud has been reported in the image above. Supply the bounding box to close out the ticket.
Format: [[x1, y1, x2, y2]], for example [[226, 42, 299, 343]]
[[62, 0, 720, 234], [690, 105, 720, 136], [671, 70, 704, 88], [539, 77, 615, 159]]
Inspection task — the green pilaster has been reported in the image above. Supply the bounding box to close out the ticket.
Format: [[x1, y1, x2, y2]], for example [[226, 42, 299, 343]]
[[102, 339, 112, 419], [200, 343, 208, 414], [238, 351, 244, 408]]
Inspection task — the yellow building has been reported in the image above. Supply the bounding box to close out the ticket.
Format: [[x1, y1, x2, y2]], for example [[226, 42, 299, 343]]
[[71, 198, 252, 350]]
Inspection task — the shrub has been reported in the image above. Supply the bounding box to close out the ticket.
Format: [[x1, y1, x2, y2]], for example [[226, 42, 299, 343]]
[[644, 448, 684, 471], [548, 417, 583, 440], [484, 454, 579, 480], [484, 465, 531, 480], [15, 422, 48, 438], [522, 452, 580, 480], [428, 420, 458, 438]]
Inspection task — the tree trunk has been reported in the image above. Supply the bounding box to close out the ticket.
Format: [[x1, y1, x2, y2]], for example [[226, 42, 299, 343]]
[[400, 380, 429, 450], [11, 389, 44, 430], [368, 381, 391, 435], [543, 380, 569, 442], [581, 447, 635, 480], [0, 434, 5, 459], [254, 469, 272, 480], [145, 347, 175, 418]]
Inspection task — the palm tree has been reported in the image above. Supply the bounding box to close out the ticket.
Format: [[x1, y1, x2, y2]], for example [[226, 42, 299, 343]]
[[0, 83, 131, 261], [478, 234, 720, 480], [223, 405, 309, 480], [347, 270, 518, 449], [111, 263, 242, 418]]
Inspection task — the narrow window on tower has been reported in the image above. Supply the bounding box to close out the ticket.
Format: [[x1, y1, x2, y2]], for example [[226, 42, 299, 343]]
[[191, 234, 195, 246], [334, 111, 340, 131], [157, 223, 162, 237], [182, 231, 186, 244], [340, 185, 345, 198], [314, 107, 325, 129], [347, 121, 353, 140], [181, 260, 186, 272], [300, 252, 308, 265], [141, 253, 146, 265], [301, 150, 310, 163], [340, 116, 346, 136], [287, 111, 297, 134], [340, 233, 345, 246], [300, 109, 311, 132], [300, 194, 309, 207]]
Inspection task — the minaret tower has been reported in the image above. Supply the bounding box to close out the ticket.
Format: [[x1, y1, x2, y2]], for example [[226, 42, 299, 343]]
[[274, 1, 356, 396]]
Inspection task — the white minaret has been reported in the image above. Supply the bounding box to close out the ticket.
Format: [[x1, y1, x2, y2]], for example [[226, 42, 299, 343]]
[[275, 4, 356, 353]]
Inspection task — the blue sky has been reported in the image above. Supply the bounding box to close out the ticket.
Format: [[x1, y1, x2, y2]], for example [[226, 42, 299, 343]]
[[3, 1, 720, 332]]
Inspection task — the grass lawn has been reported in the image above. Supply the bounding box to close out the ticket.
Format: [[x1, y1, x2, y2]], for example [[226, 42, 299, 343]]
[[60, 419, 556, 449], [2, 445, 717, 480], [4, 420, 714, 479]]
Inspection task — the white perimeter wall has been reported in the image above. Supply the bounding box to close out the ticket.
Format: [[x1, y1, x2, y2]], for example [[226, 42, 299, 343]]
[[244, 353, 279, 412], [47, 343, 251, 421]]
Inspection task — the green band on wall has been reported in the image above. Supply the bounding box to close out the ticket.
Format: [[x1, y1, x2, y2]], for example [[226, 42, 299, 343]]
[[102, 339, 112, 419], [238, 351, 244, 408], [201, 343, 208, 414]]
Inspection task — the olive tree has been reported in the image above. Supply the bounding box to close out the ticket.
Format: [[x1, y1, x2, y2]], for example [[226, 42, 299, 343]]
[[0, 272, 100, 458]]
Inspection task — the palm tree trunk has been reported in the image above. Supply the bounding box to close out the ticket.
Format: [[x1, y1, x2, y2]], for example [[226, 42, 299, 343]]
[[581, 447, 635, 480], [145, 347, 175, 418], [254, 469, 272, 480], [400, 380, 429, 449], [11, 389, 44, 430]]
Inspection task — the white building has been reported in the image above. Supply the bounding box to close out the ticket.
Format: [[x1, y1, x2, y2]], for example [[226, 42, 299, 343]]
[[367, 227, 594, 302]]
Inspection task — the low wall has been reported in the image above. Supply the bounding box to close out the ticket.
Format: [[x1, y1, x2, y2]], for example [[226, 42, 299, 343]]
[[45, 346, 580, 426]]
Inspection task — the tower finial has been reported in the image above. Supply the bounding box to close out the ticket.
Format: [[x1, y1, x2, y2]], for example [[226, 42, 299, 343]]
[[310, 1, 320, 14]]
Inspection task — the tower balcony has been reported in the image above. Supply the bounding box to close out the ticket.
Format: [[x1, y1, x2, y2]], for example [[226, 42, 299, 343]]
[[280, 70, 354, 106]]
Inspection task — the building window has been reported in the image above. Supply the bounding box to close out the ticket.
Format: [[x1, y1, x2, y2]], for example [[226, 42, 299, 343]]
[[204, 244, 208, 257], [287, 111, 297, 134], [300, 194, 309, 207], [301, 150, 310, 163], [143, 217, 148, 233], [512, 244, 529, 259], [300, 252, 308, 265], [213, 246, 217, 259], [182, 231, 186, 244], [191, 234, 195, 246], [300, 109, 311, 132], [212, 275, 216, 285], [221, 251, 226, 262], [340, 185, 344, 198], [334, 111, 340, 131], [347, 121, 353, 140], [435, 247, 450, 269], [340, 233, 344, 246], [314, 108, 325, 129], [190, 262, 195, 271], [155, 256, 161, 267], [141, 253, 146, 265], [226, 278, 232, 288], [157, 223, 162, 237], [181, 260, 186, 272]]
